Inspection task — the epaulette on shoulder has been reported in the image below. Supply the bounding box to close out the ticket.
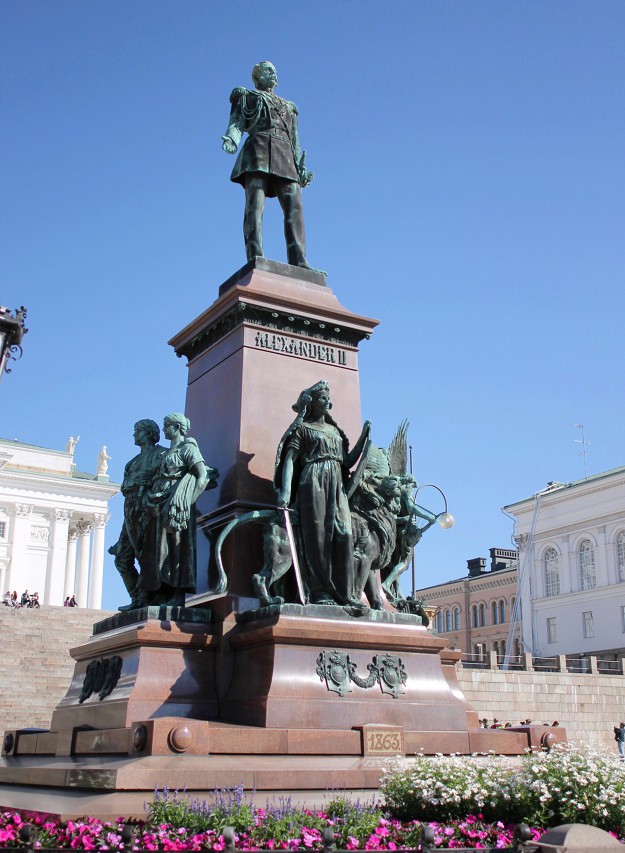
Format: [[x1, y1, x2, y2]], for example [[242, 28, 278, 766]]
[[288, 100, 298, 115], [229, 87, 248, 102]]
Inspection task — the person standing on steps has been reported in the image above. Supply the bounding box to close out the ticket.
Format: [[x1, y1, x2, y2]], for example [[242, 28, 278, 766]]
[[615, 722, 625, 760]]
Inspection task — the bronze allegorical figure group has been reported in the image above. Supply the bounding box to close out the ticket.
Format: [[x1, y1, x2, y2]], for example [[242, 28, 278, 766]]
[[111, 414, 219, 610], [216, 381, 441, 617]]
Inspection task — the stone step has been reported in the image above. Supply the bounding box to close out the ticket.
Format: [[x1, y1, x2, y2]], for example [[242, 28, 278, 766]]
[[0, 606, 114, 735]]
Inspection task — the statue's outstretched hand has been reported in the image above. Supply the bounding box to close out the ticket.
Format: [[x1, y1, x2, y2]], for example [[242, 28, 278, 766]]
[[222, 136, 237, 154]]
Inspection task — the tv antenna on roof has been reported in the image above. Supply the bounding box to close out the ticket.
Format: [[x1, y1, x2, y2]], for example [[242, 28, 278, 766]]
[[573, 423, 590, 479]]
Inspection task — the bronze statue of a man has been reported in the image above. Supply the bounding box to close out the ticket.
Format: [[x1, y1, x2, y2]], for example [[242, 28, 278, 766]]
[[222, 61, 314, 269], [110, 419, 165, 611]]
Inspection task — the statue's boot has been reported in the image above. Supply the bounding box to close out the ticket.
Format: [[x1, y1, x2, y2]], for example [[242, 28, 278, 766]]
[[130, 591, 157, 609], [118, 596, 141, 612], [118, 581, 141, 612]]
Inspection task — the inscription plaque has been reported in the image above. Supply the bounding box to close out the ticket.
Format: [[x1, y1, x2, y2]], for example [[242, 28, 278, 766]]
[[358, 724, 405, 756], [254, 331, 347, 365]]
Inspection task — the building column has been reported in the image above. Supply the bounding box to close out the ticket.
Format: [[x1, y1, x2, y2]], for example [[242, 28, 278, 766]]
[[64, 527, 78, 599], [87, 514, 109, 609], [75, 520, 92, 607], [596, 525, 608, 585], [7, 503, 33, 592], [559, 534, 571, 594], [0, 560, 7, 596], [44, 509, 73, 606], [533, 553, 542, 598]]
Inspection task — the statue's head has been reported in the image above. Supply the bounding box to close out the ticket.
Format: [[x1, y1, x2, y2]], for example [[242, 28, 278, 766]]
[[292, 380, 331, 419], [252, 61, 277, 91], [163, 412, 191, 438], [133, 418, 160, 446], [379, 475, 402, 500]]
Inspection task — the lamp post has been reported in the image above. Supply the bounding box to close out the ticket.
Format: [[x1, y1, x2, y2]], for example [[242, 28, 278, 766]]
[[410, 482, 455, 597], [0, 306, 28, 382]]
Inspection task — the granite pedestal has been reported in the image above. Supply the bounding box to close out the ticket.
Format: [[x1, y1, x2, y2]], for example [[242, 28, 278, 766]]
[[0, 261, 567, 817], [168, 258, 378, 616]]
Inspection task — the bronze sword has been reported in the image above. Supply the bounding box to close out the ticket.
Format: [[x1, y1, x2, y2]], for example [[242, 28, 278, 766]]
[[282, 506, 306, 605]]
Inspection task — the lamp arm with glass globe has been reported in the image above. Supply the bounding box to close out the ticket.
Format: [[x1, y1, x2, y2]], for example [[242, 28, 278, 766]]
[[404, 483, 455, 599], [413, 483, 455, 529]]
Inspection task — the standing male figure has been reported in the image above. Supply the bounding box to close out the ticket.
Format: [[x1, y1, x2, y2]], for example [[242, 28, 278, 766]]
[[615, 722, 625, 760], [110, 419, 165, 611], [222, 61, 315, 269]]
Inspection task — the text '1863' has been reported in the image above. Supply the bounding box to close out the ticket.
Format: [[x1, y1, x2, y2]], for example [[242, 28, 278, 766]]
[[363, 728, 405, 756]]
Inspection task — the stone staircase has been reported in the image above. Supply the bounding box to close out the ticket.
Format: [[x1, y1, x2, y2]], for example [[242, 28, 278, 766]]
[[0, 605, 114, 735]]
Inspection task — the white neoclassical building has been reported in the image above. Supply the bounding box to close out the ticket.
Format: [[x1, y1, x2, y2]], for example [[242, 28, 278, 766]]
[[504, 466, 625, 662], [0, 438, 119, 608]]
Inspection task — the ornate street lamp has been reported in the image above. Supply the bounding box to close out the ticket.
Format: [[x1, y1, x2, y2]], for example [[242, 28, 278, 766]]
[[0, 306, 28, 382], [411, 482, 455, 597], [414, 483, 455, 529]]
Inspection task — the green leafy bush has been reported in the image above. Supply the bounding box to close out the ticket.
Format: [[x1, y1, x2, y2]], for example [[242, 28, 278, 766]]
[[147, 784, 255, 835]]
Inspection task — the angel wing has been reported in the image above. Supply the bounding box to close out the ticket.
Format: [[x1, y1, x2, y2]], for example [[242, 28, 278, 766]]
[[386, 419, 409, 476]]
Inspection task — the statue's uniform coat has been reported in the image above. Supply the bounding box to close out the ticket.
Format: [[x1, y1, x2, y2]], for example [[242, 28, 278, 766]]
[[224, 88, 304, 194], [113, 444, 165, 594]]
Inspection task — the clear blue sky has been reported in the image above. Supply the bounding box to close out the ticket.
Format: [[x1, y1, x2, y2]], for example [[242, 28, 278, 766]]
[[1, 1, 624, 610]]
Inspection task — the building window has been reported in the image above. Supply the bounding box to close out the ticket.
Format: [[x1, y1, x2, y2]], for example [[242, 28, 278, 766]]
[[491, 601, 499, 625], [444, 609, 452, 632], [473, 643, 486, 662], [471, 604, 479, 628], [436, 610, 443, 633], [544, 548, 560, 597], [453, 606, 461, 631], [582, 611, 594, 639], [0, 520, 6, 539], [499, 599, 506, 623], [479, 603, 486, 627], [579, 540, 596, 590], [617, 532, 625, 583], [547, 617, 557, 644], [492, 640, 499, 656], [513, 637, 522, 657]]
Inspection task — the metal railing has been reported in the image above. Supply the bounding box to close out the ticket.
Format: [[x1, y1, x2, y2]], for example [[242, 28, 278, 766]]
[[459, 651, 625, 675], [531, 657, 560, 672], [596, 659, 622, 674]]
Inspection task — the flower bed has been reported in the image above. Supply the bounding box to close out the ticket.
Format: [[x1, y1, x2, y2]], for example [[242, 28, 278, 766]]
[[0, 804, 540, 850], [0, 746, 623, 849]]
